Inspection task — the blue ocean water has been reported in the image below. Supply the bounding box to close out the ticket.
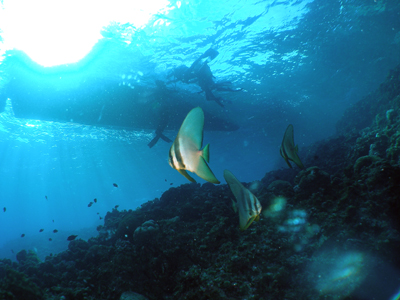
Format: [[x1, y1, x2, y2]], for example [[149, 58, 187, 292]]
[[0, 0, 399, 271]]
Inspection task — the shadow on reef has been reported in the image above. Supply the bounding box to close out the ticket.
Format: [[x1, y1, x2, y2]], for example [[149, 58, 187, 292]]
[[1, 66, 400, 299]]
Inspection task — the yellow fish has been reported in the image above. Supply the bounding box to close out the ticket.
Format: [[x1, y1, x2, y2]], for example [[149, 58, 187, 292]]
[[280, 124, 305, 169], [169, 107, 220, 184], [223, 169, 262, 231]]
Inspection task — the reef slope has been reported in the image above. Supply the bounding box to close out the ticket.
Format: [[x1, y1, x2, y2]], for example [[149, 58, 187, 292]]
[[1, 65, 400, 300]]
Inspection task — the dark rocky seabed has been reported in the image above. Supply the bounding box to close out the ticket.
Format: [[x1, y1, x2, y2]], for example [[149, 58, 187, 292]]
[[1, 66, 400, 300]]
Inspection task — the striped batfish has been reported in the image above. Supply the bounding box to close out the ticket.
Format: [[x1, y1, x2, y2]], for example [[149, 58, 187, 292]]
[[223, 169, 262, 231], [280, 124, 305, 169], [169, 107, 220, 184]]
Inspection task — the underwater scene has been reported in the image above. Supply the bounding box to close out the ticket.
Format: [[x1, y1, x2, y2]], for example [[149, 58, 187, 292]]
[[0, 0, 400, 299]]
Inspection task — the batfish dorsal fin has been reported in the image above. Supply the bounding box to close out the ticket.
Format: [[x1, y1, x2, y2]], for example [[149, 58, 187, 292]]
[[178, 107, 204, 149], [283, 124, 294, 149]]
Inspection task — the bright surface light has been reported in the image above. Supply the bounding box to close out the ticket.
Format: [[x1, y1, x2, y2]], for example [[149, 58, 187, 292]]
[[0, 0, 171, 67]]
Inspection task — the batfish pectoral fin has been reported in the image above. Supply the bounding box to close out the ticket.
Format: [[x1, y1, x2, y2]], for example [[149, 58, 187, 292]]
[[178, 169, 196, 183], [195, 157, 220, 184]]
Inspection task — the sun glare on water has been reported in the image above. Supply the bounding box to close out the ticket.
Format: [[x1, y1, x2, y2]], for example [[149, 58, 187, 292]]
[[0, 0, 172, 67]]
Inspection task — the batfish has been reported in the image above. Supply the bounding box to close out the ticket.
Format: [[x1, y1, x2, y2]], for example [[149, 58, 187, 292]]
[[224, 169, 262, 231], [169, 107, 220, 184], [280, 124, 305, 169]]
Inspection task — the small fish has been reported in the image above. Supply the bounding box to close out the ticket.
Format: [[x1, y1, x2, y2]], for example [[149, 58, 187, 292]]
[[88, 202, 93, 207], [45, 195, 48, 200], [115, 205, 119, 209], [49, 238, 52, 241], [170, 183, 173, 185], [3, 207, 5, 212], [113, 183, 118, 188], [21, 234, 25, 237], [67, 235, 78, 241], [224, 169, 262, 231], [99, 216, 103, 220], [169, 107, 220, 184], [53, 229, 58, 233], [39, 229, 44, 232], [97, 212, 100, 215], [280, 124, 305, 169], [94, 198, 97, 203], [52, 219, 54, 222], [11, 249, 14, 254]]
